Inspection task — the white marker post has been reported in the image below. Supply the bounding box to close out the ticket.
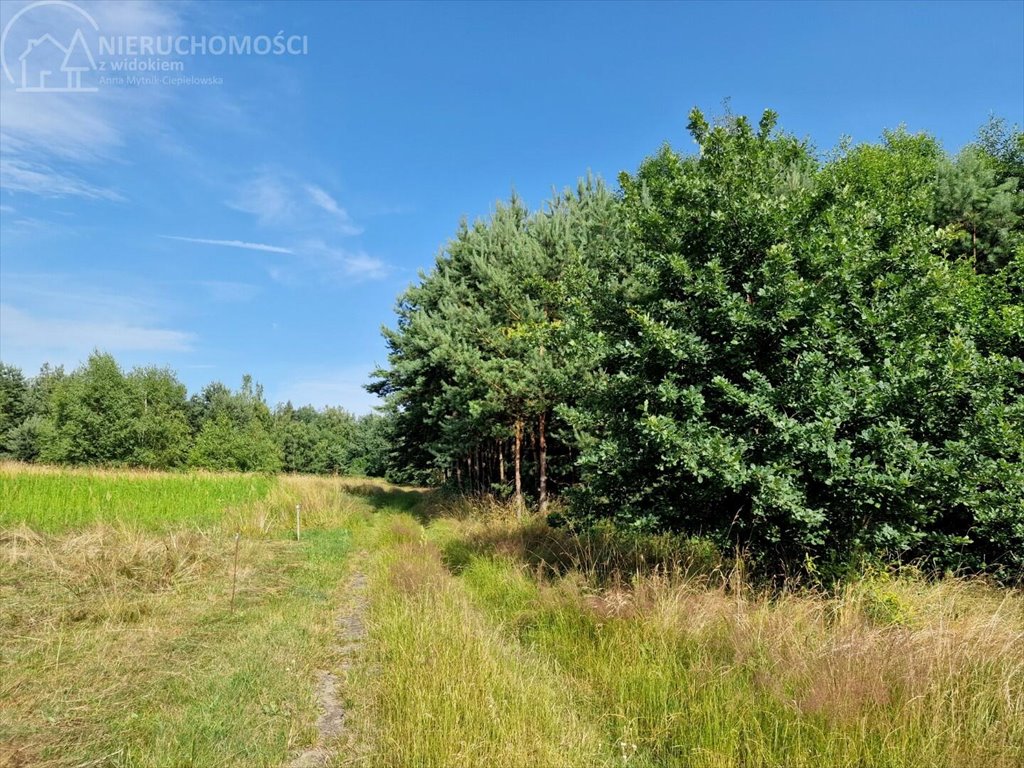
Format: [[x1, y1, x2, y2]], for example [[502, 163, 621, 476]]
[[295, 504, 301, 541], [230, 532, 241, 614]]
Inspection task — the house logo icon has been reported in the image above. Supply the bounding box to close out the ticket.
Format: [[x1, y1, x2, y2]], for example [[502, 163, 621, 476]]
[[1, 1, 100, 93]]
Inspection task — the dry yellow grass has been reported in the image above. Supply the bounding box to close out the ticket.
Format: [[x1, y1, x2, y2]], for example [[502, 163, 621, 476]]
[[3, 465, 1021, 767], [402, 501, 1024, 768], [0, 467, 385, 768], [348, 515, 615, 768]]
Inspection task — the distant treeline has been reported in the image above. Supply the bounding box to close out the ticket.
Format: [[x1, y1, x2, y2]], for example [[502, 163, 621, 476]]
[[0, 353, 391, 476], [371, 110, 1023, 582]]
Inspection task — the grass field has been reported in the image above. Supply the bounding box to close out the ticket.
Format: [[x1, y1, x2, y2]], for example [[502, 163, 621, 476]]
[[353, 505, 1024, 768], [2, 463, 1022, 767], [0, 464, 388, 767], [0, 464, 276, 532]]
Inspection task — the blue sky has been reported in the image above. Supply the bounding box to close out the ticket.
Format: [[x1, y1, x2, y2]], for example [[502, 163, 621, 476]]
[[1, 0, 1022, 414]]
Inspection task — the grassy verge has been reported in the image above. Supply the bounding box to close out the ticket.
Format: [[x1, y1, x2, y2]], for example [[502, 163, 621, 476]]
[[4, 467, 1021, 767], [355, 500, 1024, 768], [0, 469, 379, 767], [350, 514, 614, 767]]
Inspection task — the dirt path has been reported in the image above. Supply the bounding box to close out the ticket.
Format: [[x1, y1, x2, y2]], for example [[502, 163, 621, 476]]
[[288, 568, 368, 768]]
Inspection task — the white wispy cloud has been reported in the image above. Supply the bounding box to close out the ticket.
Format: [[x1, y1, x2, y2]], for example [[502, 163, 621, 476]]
[[162, 235, 387, 283], [305, 184, 361, 235], [339, 252, 390, 280], [0, 202, 47, 231], [228, 174, 362, 235], [161, 235, 294, 254], [299, 239, 391, 281], [1, 270, 195, 371], [0, 157, 124, 200], [0, 303, 194, 359], [0, 1, 182, 200], [0, 93, 125, 164], [226, 175, 296, 225], [216, 173, 388, 282], [3, 271, 172, 319]]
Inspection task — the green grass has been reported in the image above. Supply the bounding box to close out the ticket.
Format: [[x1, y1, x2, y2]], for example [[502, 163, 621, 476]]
[[352, 503, 1024, 768], [104, 527, 356, 767], [4, 465, 1021, 767], [0, 467, 379, 767], [351, 515, 613, 768], [0, 463, 275, 532]]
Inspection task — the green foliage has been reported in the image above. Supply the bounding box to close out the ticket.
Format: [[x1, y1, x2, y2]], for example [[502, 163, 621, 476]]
[[572, 112, 1022, 579], [188, 414, 282, 472], [933, 146, 1022, 272], [374, 110, 1023, 582], [0, 363, 31, 448], [129, 366, 192, 468], [4, 416, 52, 462], [371, 179, 625, 500], [2, 363, 64, 461], [40, 353, 140, 465], [974, 115, 1024, 186], [4, 110, 1021, 581], [16, 354, 191, 468], [271, 404, 388, 475], [345, 413, 394, 477], [0, 357, 390, 478]]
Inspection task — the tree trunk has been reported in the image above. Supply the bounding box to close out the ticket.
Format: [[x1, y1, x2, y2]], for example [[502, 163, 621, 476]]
[[513, 419, 524, 516], [498, 439, 506, 485], [538, 411, 548, 515]]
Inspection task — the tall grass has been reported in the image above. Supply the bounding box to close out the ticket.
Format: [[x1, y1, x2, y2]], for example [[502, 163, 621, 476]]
[[463, 560, 1023, 766], [0, 467, 381, 767], [5, 466, 1021, 767], [0, 461, 275, 532], [350, 515, 614, 767], [359, 498, 1024, 768]]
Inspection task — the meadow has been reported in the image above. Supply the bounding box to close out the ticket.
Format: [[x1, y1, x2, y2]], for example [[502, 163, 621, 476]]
[[355, 502, 1024, 768], [0, 463, 384, 767], [1, 463, 1022, 767], [0, 464, 276, 532]]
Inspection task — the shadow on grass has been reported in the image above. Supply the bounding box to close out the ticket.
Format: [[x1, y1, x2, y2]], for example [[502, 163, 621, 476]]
[[343, 484, 727, 587], [342, 482, 437, 520], [431, 496, 726, 587]]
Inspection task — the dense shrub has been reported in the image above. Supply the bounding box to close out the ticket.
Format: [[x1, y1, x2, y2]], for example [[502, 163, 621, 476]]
[[373, 110, 1023, 581]]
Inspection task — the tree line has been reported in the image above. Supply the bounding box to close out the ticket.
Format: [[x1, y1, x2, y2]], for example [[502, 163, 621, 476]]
[[0, 352, 391, 476], [370, 110, 1023, 581]]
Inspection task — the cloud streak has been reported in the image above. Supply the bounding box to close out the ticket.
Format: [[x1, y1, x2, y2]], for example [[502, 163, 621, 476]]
[[305, 184, 361, 235], [227, 174, 362, 235], [0, 303, 194, 358], [0, 157, 124, 200], [161, 235, 294, 254]]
